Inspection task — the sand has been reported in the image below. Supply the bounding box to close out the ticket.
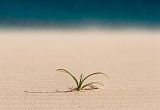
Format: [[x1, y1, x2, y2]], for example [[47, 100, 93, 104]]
[[0, 29, 160, 110]]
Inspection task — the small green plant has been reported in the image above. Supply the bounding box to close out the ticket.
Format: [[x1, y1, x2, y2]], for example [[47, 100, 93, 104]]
[[56, 69, 109, 91]]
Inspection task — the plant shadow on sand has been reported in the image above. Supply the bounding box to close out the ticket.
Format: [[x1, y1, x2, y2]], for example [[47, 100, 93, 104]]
[[25, 69, 109, 93], [24, 88, 100, 94]]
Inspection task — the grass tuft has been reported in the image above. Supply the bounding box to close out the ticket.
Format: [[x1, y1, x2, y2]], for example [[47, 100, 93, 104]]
[[56, 69, 109, 91]]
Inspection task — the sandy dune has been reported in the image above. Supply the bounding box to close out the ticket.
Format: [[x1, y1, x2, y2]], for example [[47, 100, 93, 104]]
[[0, 29, 160, 110]]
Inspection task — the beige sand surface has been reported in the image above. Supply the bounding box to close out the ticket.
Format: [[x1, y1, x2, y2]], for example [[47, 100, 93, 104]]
[[0, 29, 160, 110]]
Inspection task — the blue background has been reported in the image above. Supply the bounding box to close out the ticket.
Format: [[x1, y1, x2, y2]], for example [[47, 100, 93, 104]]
[[0, 0, 160, 27]]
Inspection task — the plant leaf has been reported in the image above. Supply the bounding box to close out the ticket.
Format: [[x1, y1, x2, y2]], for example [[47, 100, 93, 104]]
[[56, 69, 79, 86], [81, 82, 103, 89], [81, 72, 109, 84], [79, 74, 83, 83], [78, 74, 84, 88]]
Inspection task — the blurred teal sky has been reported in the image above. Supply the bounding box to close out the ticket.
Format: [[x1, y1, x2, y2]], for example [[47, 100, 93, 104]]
[[0, 0, 160, 27]]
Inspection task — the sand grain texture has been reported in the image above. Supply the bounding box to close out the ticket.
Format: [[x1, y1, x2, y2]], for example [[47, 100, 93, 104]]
[[0, 29, 160, 110]]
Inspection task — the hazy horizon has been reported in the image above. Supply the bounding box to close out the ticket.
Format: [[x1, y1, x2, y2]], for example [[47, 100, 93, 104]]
[[0, 0, 160, 28]]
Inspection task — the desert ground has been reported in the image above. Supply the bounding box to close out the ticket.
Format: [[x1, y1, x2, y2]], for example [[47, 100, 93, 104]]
[[0, 29, 160, 110]]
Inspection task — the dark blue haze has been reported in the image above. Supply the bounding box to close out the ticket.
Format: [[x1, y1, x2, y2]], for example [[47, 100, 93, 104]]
[[0, 0, 160, 27]]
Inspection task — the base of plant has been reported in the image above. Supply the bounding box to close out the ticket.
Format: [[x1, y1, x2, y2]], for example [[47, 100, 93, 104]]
[[55, 88, 99, 93], [68, 85, 100, 92], [71, 88, 99, 91]]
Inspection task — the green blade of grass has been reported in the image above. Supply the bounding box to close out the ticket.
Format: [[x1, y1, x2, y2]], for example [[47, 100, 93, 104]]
[[78, 74, 83, 88], [81, 72, 109, 85], [81, 82, 104, 89], [56, 69, 79, 87]]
